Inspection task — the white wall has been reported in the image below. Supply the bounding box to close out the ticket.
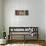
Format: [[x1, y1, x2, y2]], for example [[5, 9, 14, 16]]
[[45, 0, 46, 40], [3, 0, 45, 40], [0, 0, 2, 29], [0, 0, 3, 38]]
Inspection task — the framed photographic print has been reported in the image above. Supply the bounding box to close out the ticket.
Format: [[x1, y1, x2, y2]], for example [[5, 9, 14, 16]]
[[15, 10, 29, 16]]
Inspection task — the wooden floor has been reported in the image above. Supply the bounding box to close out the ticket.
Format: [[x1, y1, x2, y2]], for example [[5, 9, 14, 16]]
[[8, 40, 46, 46], [0, 40, 46, 46]]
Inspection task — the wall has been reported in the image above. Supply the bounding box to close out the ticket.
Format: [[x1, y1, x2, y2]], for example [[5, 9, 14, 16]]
[[45, 0, 46, 40], [0, 0, 3, 38], [3, 0, 45, 40]]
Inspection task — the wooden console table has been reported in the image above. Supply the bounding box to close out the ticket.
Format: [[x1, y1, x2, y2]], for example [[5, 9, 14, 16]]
[[9, 27, 38, 40]]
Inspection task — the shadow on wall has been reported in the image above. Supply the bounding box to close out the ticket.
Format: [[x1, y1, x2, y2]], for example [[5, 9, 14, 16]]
[[0, 28, 3, 39]]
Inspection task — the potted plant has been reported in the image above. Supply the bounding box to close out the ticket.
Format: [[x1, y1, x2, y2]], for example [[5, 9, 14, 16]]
[[0, 26, 7, 44]]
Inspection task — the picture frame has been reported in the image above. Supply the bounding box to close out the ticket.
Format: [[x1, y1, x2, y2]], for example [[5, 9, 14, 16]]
[[15, 10, 29, 16]]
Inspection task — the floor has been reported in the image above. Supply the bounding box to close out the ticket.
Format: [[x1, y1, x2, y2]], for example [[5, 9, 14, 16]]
[[0, 40, 46, 46], [0, 44, 42, 46]]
